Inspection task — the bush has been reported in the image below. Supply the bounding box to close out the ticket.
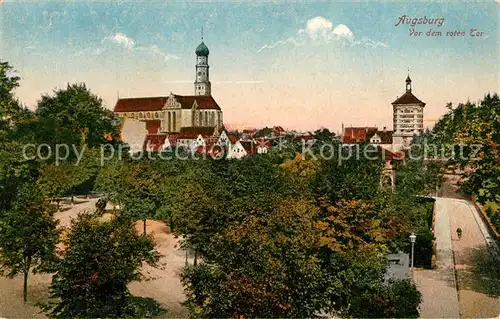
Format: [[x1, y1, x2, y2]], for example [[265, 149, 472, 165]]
[[484, 202, 500, 233], [348, 278, 421, 318]]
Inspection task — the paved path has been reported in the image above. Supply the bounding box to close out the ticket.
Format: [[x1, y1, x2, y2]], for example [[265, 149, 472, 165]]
[[414, 197, 460, 318], [0, 197, 189, 318], [447, 198, 500, 318], [415, 197, 500, 318]]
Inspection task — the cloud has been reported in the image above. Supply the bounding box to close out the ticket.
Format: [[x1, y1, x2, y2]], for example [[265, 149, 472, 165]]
[[332, 24, 354, 40], [257, 37, 299, 53], [135, 45, 180, 61], [76, 33, 180, 61], [304, 16, 333, 40], [258, 16, 385, 52], [107, 32, 135, 50]]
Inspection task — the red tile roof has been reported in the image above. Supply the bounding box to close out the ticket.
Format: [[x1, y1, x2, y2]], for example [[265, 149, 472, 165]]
[[240, 140, 256, 154], [180, 126, 216, 135], [392, 92, 425, 105], [378, 146, 404, 161], [114, 94, 221, 112], [115, 97, 167, 112], [143, 134, 167, 152], [228, 134, 239, 144], [255, 137, 271, 148], [342, 127, 377, 144], [366, 130, 394, 144], [168, 127, 217, 140], [145, 120, 161, 134]]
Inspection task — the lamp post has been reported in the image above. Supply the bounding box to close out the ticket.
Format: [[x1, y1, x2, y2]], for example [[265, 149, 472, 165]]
[[410, 233, 417, 277]]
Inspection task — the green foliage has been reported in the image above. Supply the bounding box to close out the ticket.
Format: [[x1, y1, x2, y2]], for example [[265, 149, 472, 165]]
[[312, 144, 384, 203], [45, 212, 159, 318], [348, 278, 421, 318], [35, 83, 121, 156], [0, 183, 60, 302], [395, 157, 441, 196], [484, 202, 500, 233], [0, 60, 22, 130], [254, 126, 273, 138], [95, 158, 166, 234], [428, 93, 499, 203], [182, 197, 326, 318]]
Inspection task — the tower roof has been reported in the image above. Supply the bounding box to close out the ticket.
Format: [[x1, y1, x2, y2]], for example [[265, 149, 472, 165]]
[[195, 41, 209, 56], [406, 75, 412, 83], [392, 91, 425, 105]]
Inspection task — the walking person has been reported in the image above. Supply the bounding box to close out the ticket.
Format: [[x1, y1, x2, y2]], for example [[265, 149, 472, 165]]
[[456, 227, 463, 240]]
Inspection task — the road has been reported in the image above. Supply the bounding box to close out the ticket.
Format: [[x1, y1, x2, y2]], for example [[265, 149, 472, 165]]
[[415, 197, 500, 318]]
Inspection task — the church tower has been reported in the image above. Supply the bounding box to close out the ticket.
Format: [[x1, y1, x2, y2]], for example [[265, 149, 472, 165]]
[[194, 36, 211, 96]]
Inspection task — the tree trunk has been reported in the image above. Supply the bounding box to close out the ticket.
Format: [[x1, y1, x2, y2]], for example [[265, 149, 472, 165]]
[[143, 218, 147, 236], [23, 256, 31, 303], [194, 251, 198, 266], [23, 270, 28, 302], [71, 196, 75, 205]]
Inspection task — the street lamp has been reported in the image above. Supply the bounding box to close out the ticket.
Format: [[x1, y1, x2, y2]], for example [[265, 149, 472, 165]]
[[409, 233, 417, 276]]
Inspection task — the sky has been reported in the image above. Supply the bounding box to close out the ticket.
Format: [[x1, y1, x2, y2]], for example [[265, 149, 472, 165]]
[[1, 1, 499, 132]]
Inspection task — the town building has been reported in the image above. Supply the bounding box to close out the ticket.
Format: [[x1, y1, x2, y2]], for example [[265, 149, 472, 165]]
[[392, 75, 425, 149], [113, 38, 223, 151]]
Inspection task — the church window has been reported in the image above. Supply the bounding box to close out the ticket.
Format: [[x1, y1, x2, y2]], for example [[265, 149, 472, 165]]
[[168, 112, 171, 132], [146, 112, 151, 119], [173, 113, 177, 130], [139, 112, 143, 119]]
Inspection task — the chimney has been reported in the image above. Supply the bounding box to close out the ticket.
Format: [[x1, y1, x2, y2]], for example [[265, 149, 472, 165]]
[[383, 126, 386, 132]]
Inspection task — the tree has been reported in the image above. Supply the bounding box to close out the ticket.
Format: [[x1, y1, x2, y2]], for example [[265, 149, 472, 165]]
[[312, 127, 337, 143], [0, 183, 60, 302], [45, 212, 159, 318], [181, 197, 325, 318], [254, 126, 273, 138], [312, 143, 384, 203], [427, 93, 499, 203], [172, 181, 217, 264], [0, 60, 21, 125], [120, 161, 165, 235], [35, 83, 121, 158]]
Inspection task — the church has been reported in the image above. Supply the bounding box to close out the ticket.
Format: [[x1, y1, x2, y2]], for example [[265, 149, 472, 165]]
[[113, 39, 223, 151]]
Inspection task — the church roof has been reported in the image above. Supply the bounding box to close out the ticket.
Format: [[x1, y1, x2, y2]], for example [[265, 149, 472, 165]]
[[114, 94, 221, 112], [195, 42, 209, 56], [392, 91, 425, 105]]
